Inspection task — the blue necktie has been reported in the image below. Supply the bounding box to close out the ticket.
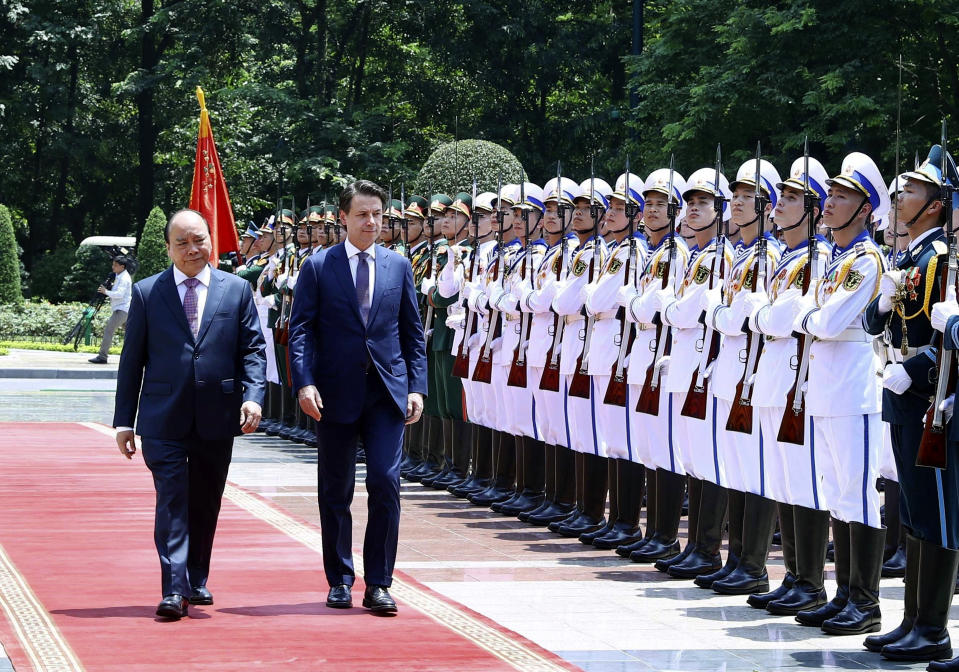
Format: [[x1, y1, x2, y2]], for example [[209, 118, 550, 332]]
[[356, 251, 370, 324]]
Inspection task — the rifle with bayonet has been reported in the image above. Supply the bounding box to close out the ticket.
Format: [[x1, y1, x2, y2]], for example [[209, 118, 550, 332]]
[[275, 194, 296, 346], [508, 171, 534, 388], [779, 137, 821, 445], [681, 145, 727, 419], [452, 177, 481, 379], [636, 156, 678, 416], [917, 120, 957, 469], [539, 161, 569, 392], [569, 158, 602, 398], [727, 142, 768, 434], [472, 175, 506, 384], [605, 158, 640, 406]]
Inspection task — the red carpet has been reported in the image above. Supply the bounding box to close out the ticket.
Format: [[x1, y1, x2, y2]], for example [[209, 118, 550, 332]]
[[0, 423, 572, 671]]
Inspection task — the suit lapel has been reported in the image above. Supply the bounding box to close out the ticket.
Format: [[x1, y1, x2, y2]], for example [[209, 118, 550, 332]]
[[195, 270, 225, 344], [157, 267, 193, 340], [331, 244, 364, 323], [367, 249, 391, 325]]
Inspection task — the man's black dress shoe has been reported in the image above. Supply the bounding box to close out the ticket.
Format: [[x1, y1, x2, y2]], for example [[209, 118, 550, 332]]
[[362, 585, 397, 613], [189, 586, 214, 605], [156, 594, 188, 619], [326, 584, 352, 609]]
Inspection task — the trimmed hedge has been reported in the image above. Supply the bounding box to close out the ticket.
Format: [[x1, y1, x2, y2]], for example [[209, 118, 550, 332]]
[[0, 340, 121, 355], [416, 140, 524, 196], [0, 205, 22, 303], [137, 206, 169, 279], [0, 299, 118, 342]]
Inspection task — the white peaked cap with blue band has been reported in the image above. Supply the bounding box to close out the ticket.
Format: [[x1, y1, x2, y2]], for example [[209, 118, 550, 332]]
[[575, 178, 613, 209], [730, 159, 782, 210], [514, 183, 545, 213], [644, 168, 687, 221], [543, 177, 581, 206], [683, 167, 732, 221], [826, 152, 890, 224], [474, 192, 498, 213], [777, 156, 830, 211], [612, 172, 645, 208]]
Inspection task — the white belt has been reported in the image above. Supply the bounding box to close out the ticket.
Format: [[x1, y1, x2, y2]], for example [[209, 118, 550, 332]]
[[565, 314, 586, 326], [504, 313, 518, 322], [888, 344, 933, 362], [594, 310, 618, 321], [818, 328, 873, 343], [636, 322, 654, 332]]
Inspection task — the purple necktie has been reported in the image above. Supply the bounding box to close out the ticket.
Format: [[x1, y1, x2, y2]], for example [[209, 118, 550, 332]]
[[356, 251, 370, 324], [183, 277, 200, 338]]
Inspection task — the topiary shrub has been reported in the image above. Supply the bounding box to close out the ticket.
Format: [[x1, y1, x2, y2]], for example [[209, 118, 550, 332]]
[[136, 206, 169, 279], [30, 231, 77, 301], [416, 140, 524, 196], [60, 244, 112, 303], [0, 205, 22, 304]]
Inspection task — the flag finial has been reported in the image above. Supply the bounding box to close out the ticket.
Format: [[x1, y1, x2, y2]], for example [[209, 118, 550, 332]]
[[196, 86, 206, 111]]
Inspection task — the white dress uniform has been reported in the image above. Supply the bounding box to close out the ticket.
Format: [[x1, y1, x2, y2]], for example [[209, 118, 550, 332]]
[[707, 235, 781, 496], [623, 233, 690, 473], [586, 233, 647, 461], [514, 232, 579, 447], [795, 228, 886, 527], [255, 246, 286, 385], [751, 236, 832, 509]]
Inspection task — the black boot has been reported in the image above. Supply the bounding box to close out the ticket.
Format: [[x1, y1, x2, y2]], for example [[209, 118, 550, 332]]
[[821, 521, 884, 635], [866, 533, 918, 651], [796, 517, 849, 626], [882, 481, 907, 578], [696, 488, 744, 589], [579, 457, 618, 544], [594, 461, 645, 549], [496, 438, 546, 515], [881, 538, 958, 661], [668, 480, 726, 578], [451, 424, 493, 497], [633, 469, 684, 563], [712, 493, 776, 595], [749, 502, 797, 608], [556, 453, 608, 537], [491, 435, 527, 513], [469, 430, 516, 506], [445, 419, 473, 488], [929, 658, 959, 671], [549, 451, 588, 532], [527, 445, 577, 525], [616, 465, 656, 555], [768, 506, 829, 615], [520, 443, 556, 521], [408, 416, 443, 481]]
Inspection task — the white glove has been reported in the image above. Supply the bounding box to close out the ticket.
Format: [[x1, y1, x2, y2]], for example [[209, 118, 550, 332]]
[[490, 336, 503, 353], [420, 277, 436, 297], [931, 286, 959, 332], [445, 315, 461, 329], [425, 328, 434, 340], [511, 278, 533, 301], [617, 284, 638, 308], [699, 287, 722, 313], [747, 302, 769, 333], [654, 287, 675, 314], [653, 355, 670, 376], [878, 270, 902, 314], [882, 363, 912, 395], [742, 290, 770, 316], [941, 394, 955, 424]]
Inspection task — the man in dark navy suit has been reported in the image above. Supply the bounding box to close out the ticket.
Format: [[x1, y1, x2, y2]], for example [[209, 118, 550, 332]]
[[289, 180, 428, 614], [114, 209, 266, 620]]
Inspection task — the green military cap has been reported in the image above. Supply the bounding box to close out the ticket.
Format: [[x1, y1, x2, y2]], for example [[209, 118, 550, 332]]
[[449, 192, 472, 218], [406, 194, 429, 220], [323, 204, 337, 224], [278, 209, 296, 226], [429, 193, 453, 214], [386, 199, 404, 219]]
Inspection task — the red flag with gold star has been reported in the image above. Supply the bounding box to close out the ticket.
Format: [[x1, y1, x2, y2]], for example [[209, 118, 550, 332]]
[[188, 87, 238, 267]]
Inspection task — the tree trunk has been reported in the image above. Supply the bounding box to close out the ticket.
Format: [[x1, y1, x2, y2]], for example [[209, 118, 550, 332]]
[[56, 41, 80, 242]]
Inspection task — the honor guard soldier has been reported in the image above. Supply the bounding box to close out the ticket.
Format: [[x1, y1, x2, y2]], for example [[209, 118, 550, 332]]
[[515, 177, 582, 525], [654, 167, 733, 579], [867, 144, 959, 662], [746, 156, 834, 617], [583, 171, 648, 549], [617, 168, 690, 563], [548, 177, 611, 537], [260, 211, 297, 436], [792, 152, 890, 636], [699, 157, 782, 595], [421, 192, 474, 490], [236, 224, 270, 287]]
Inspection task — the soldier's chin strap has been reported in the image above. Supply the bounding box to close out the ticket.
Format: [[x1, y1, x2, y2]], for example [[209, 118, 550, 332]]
[[830, 196, 868, 232], [901, 191, 940, 229], [687, 212, 720, 233], [778, 209, 821, 233]]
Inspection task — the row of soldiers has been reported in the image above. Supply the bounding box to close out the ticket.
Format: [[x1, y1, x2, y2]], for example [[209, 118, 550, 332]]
[[233, 140, 959, 670]]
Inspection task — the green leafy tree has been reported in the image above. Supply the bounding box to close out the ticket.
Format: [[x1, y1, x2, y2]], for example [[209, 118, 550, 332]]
[[60, 245, 111, 303], [29, 232, 76, 301], [417, 140, 523, 196], [136, 206, 169, 279], [0, 205, 23, 304]]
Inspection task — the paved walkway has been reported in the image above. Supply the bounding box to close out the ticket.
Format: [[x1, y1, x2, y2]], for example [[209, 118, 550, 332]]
[[0, 351, 950, 671]]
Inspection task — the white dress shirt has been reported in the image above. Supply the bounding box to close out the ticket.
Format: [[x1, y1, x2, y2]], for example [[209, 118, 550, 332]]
[[173, 263, 212, 322], [343, 237, 376, 312], [103, 269, 132, 313]]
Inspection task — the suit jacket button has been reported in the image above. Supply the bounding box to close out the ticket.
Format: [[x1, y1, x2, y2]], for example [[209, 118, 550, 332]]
[[194, 352, 200, 360]]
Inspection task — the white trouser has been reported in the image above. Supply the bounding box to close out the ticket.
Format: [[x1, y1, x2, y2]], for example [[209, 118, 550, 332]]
[[506, 373, 538, 439], [812, 413, 882, 528], [628, 382, 683, 474], [564, 375, 606, 456], [674, 393, 722, 484], [490, 364, 510, 433], [256, 304, 278, 384], [594, 374, 631, 461], [467, 352, 492, 428], [530, 366, 566, 447], [716, 398, 765, 496], [879, 421, 899, 483], [759, 406, 824, 511]]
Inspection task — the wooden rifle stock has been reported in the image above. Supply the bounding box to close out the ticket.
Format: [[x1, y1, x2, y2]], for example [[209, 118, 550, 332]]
[[538, 315, 564, 392], [725, 330, 758, 434], [680, 329, 718, 419], [568, 314, 594, 398], [604, 317, 634, 406]]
